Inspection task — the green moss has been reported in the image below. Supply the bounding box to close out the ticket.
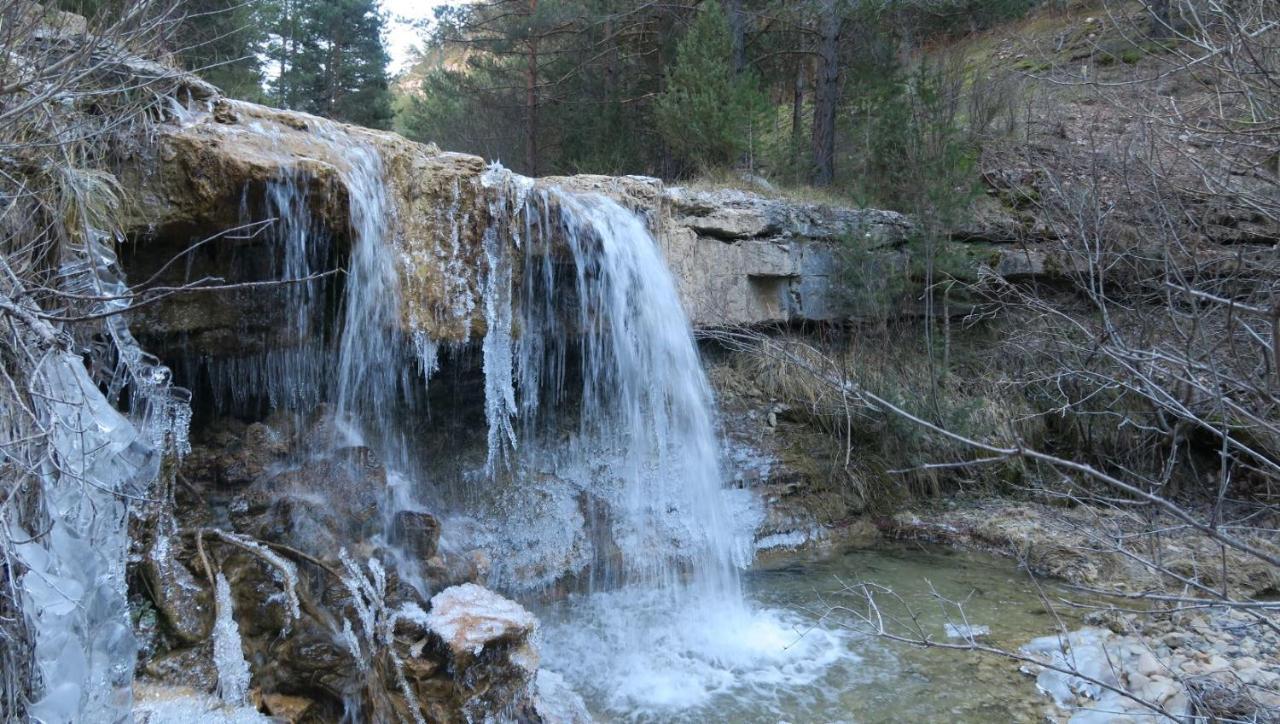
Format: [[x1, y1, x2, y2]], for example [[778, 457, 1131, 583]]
[[1119, 47, 1145, 64]]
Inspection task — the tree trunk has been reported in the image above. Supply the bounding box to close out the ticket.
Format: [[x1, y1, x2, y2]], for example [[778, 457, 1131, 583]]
[[725, 0, 746, 74], [1147, 0, 1172, 38], [525, 0, 539, 175], [792, 61, 806, 184], [811, 0, 839, 187]]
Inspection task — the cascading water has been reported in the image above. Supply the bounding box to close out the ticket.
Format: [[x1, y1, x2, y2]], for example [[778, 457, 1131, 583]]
[[187, 127, 845, 718], [469, 173, 846, 718], [457, 168, 756, 596]]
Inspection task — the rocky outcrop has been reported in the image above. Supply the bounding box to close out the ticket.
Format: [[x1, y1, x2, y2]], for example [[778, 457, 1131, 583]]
[[539, 176, 912, 326], [661, 187, 910, 325], [121, 97, 495, 357], [118, 94, 915, 362]]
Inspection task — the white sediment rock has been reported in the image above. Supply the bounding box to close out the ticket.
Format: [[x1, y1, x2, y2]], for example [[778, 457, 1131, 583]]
[[944, 623, 991, 640], [1022, 611, 1280, 723], [534, 670, 594, 724], [425, 583, 538, 657]]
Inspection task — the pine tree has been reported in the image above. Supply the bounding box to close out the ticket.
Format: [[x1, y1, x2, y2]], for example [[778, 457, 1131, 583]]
[[170, 0, 266, 101], [298, 0, 393, 129], [654, 2, 765, 172], [264, 0, 393, 129]]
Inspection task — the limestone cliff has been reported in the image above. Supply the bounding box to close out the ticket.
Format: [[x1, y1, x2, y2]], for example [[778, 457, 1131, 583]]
[[120, 94, 916, 362]]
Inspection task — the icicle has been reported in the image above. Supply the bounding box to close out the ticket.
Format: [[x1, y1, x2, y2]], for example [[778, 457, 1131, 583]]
[[480, 223, 517, 474], [212, 574, 252, 706], [412, 329, 440, 385], [211, 531, 301, 625]]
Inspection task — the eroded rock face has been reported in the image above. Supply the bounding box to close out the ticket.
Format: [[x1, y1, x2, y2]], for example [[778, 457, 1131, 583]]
[[123, 97, 494, 359], [523, 175, 914, 327], [140, 415, 561, 722], [119, 94, 914, 363]]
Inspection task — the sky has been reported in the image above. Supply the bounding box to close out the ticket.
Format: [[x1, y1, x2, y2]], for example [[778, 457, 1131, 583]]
[[383, 0, 451, 74]]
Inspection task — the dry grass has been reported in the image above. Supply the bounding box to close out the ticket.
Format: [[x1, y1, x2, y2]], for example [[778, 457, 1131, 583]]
[[720, 323, 1043, 509]]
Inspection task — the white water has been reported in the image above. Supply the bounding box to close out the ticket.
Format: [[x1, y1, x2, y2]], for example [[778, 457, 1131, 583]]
[[469, 170, 756, 592], [538, 588, 852, 720], [471, 170, 845, 716]]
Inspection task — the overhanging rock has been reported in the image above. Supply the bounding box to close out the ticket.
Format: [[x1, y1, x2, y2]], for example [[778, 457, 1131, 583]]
[[121, 95, 911, 359]]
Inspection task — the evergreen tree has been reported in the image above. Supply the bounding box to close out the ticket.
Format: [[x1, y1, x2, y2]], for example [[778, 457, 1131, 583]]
[[267, 0, 393, 129], [170, 0, 266, 101], [54, 0, 267, 101], [654, 2, 765, 172], [297, 0, 393, 129]]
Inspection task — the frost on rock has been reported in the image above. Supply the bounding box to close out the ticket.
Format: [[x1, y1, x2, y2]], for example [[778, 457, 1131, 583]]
[[212, 574, 252, 706], [212, 531, 301, 625], [134, 683, 270, 724], [425, 583, 537, 657], [534, 670, 593, 724]]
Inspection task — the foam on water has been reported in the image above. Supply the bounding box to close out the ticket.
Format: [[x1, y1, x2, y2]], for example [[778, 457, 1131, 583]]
[[538, 588, 856, 720]]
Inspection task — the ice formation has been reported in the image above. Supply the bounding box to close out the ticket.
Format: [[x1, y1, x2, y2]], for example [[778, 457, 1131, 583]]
[[212, 574, 252, 706]]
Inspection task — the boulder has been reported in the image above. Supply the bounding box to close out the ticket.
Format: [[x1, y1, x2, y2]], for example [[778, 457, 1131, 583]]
[[389, 510, 441, 561], [141, 527, 213, 644], [424, 583, 538, 661], [415, 583, 543, 722]]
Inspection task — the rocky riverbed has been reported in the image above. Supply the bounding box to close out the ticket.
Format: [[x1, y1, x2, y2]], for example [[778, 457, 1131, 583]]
[[882, 498, 1280, 722]]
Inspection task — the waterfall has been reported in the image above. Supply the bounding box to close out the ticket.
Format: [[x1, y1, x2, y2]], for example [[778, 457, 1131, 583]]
[[476, 169, 754, 598], [192, 137, 771, 716], [218, 149, 755, 598]]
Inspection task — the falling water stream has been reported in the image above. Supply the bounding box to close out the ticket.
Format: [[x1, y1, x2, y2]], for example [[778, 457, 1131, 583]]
[[155, 128, 1056, 723], [216, 136, 849, 719]]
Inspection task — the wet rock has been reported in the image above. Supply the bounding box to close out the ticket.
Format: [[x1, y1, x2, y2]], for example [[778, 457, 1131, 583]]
[[419, 583, 541, 721], [231, 445, 387, 556], [258, 692, 320, 723], [141, 527, 213, 644], [533, 670, 592, 724], [425, 583, 537, 660], [141, 644, 218, 693], [250, 617, 356, 703], [390, 510, 441, 561], [183, 419, 288, 490]]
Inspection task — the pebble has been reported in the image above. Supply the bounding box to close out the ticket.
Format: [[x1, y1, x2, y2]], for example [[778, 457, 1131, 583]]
[[1135, 651, 1161, 677]]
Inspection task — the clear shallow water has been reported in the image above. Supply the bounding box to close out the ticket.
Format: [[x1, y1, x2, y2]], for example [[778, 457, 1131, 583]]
[[539, 544, 1078, 723]]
